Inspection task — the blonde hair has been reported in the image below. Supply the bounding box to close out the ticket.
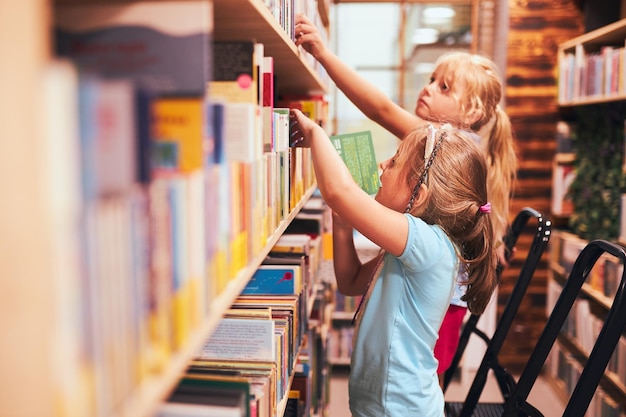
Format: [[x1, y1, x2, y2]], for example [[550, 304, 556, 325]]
[[396, 125, 497, 315], [433, 51, 517, 243]]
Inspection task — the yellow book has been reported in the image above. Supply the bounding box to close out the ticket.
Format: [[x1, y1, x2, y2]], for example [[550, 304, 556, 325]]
[[151, 97, 204, 173]]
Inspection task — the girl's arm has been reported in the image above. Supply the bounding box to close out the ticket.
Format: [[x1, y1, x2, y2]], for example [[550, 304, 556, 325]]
[[295, 14, 422, 140], [291, 109, 409, 260], [330, 212, 382, 295]]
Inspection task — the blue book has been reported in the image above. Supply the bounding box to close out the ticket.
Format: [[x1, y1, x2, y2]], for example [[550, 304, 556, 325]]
[[241, 265, 302, 295]]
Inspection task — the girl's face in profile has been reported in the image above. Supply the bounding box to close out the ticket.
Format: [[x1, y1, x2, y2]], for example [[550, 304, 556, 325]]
[[375, 150, 413, 213], [415, 67, 468, 128]]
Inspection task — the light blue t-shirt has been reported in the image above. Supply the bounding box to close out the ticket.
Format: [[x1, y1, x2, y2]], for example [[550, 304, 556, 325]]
[[349, 214, 458, 417]]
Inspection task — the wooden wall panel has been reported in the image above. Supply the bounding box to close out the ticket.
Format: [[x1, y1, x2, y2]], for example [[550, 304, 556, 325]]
[[499, 0, 584, 372]]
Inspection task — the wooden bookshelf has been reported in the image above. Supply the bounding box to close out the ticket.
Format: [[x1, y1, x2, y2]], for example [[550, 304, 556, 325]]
[[557, 18, 626, 106], [1, 1, 331, 416], [547, 231, 626, 414]]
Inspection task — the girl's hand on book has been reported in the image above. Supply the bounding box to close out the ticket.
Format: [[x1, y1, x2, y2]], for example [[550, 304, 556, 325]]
[[294, 14, 327, 60], [289, 109, 319, 147]]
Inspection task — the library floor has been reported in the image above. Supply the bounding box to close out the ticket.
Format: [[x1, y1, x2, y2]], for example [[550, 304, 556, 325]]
[[327, 367, 564, 417]]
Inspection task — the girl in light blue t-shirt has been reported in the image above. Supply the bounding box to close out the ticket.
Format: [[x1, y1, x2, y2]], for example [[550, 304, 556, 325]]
[[289, 115, 498, 417]]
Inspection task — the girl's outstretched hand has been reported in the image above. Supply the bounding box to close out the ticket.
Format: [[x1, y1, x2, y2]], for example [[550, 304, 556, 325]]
[[294, 14, 328, 60], [289, 109, 318, 147]]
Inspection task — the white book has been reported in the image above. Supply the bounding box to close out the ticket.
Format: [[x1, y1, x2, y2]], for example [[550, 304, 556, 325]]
[[157, 402, 242, 417], [201, 317, 275, 361], [41, 59, 93, 417], [224, 102, 259, 162]]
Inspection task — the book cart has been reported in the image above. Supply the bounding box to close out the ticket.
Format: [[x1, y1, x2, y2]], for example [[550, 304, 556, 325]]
[[0, 1, 332, 417]]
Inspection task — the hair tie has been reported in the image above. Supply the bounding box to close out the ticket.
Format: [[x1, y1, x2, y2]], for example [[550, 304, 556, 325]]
[[479, 202, 491, 214]]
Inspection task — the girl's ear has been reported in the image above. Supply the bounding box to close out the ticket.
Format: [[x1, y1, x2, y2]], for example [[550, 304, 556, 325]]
[[463, 106, 482, 127], [413, 183, 429, 207]]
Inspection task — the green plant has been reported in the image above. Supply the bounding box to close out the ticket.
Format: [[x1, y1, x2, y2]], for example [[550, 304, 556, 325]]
[[567, 103, 626, 240]]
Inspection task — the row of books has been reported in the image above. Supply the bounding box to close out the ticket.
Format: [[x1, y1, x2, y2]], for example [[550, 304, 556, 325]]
[[157, 328, 324, 417], [156, 209, 332, 417], [548, 280, 626, 382], [261, 0, 331, 86], [546, 344, 624, 417], [327, 326, 355, 365], [559, 43, 626, 103], [550, 230, 624, 300], [547, 230, 626, 416], [46, 1, 328, 416]]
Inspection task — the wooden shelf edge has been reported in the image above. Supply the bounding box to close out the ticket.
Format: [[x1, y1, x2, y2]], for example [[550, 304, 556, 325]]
[[558, 93, 626, 107], [332, 311, 355, 321], [556, 334, 626, 399], [558, 18, 626, 51]]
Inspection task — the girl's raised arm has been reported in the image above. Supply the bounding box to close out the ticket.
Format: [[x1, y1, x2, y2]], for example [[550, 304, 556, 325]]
[[290, 110, 409, 258], [294, 14, 421, 139]]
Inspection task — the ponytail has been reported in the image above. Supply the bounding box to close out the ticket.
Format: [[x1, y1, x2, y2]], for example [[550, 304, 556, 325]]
[[482, 107, 517, 242]]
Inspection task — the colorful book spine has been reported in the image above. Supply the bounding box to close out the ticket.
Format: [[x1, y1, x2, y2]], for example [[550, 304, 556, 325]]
[[242, 265, 303, 295]]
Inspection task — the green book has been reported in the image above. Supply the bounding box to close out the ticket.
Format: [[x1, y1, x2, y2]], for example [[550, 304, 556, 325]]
[[330, 130, 380, 195]]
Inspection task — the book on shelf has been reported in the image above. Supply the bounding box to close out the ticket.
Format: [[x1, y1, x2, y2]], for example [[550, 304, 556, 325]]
[[156, 401, 244, 417], [620, 193, 626, 244], [273, 107, 291, 220], [159, 373, 251, 417], [277, 94, 328, 131], [150, 97, 205, 175], [77, 75, 139, 200], [551, 153, 576, 216], [283, 390, 303, 417], [84, 195, 149, 417], [188, 359, 276, 417], [558, 231, 588, 275], [262, 56, 275, 153], [55, 0, 212, 96], [146, 177, 175, 371], [211, 40, 258, 104], [150, 97, 207, 348], [330, 130, 380, 195], [205, 101, 232, 294], [201, 312, 276, 362], [242, 264, 303, 296], [41, 60, 97, 417]]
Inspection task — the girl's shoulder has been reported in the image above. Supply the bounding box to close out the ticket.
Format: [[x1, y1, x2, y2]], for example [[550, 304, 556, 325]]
[[402, 214, 456, 260]]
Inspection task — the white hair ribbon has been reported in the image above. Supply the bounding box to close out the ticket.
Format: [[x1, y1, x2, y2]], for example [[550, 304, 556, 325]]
[[425, 124, 437, 162], [425, 123, 451, 162]]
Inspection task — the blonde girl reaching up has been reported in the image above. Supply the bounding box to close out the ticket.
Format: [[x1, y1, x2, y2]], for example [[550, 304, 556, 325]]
[[294, 13, 517, 378], [290, 111, 497, 416]]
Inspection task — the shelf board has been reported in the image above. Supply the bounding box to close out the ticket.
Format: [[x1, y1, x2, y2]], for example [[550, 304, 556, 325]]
[[554, 153, 576, 163], [328, 358, 351, 366], [110, 185, 318, 417], [556, 333, 626, 405], [558, 93, 626, 107], [549, 265, 613, 311], [559, 18, 626, 52], [332, 311, 355, 321], [213, 0, 327, 95]]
